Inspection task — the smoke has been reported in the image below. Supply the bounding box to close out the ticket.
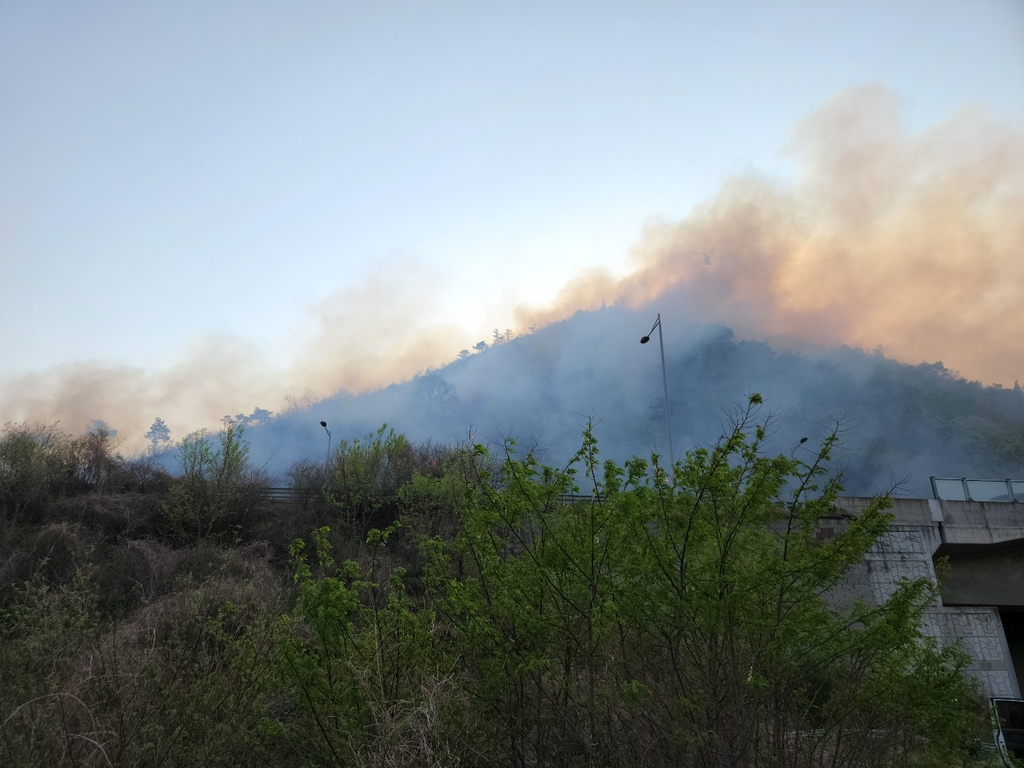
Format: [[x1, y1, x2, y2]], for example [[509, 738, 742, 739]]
[[516, 84, 1024, 387], [0, 257, 466, 451], [4, 85, 1021, 451], [0, 336, 281, 450], [291, 257, 464, 396]]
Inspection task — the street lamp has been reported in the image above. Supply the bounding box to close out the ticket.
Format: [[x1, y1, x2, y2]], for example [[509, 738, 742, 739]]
[[641, 313, 676, 472], [320, 421, 332, 463]]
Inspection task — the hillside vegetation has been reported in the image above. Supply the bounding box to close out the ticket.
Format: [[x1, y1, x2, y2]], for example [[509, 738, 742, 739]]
[[243, 308, 1024, 499], [0, 399, 993, 767]]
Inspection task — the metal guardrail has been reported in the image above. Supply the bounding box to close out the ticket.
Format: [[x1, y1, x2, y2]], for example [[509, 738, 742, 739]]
[[262, 488, 599, 503], [931, 477, 1024, 503], [266, 487, 301, 501]]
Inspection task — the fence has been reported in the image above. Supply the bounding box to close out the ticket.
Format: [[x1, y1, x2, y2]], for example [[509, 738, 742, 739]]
[[262, 487, 599, 504], [930, 477, 1024, 503]]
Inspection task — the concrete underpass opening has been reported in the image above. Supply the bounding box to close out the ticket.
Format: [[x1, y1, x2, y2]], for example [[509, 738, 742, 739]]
[[936, 541, 1024, 609], [935, 541, 1024, 697]]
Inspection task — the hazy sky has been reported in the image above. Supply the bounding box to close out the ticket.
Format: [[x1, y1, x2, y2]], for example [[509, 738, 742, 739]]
[[2, 1, 1022, 443]]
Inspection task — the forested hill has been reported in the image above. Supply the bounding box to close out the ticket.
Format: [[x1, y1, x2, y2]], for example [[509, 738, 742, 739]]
[[244, 305, 1024, 498]]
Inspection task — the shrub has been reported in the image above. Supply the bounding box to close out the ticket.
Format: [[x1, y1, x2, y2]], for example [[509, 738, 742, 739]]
[[162, 422, 269, 544], [0, 423, 82, 523]]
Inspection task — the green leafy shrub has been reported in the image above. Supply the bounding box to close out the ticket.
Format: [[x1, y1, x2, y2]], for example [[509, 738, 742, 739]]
[[163, 422, 268, 544], [419, 396, 986, 767], [323, 425, 416, 537], [283, 524, 471, 766]]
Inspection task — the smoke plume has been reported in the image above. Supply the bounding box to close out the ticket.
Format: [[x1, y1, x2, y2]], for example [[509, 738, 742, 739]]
[[3, 85, 1021, 451], [517, 84, 1024, 387], [0, 258, 466, 451]]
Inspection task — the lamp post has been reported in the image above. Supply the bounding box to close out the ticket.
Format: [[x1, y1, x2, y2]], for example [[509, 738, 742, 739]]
[[320, 421, 332, 464], [641, 314, 676, 472]]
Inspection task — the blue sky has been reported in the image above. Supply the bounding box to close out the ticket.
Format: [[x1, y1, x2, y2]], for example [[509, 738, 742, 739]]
[[1, 1, 1022, 444]]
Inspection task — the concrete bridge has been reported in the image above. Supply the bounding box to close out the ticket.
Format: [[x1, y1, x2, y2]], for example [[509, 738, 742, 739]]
[[271, 479, 1024, 697], [832, 491, 1024, 699]]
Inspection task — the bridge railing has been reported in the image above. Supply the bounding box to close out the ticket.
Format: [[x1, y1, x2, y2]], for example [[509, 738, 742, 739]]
[[266, 487, 300, 501], [262, 487, 599, 504], [931, 477, 1024, 503]]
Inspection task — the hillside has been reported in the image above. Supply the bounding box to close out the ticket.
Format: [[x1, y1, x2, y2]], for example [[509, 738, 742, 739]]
[[243, 305, 1024, 497]]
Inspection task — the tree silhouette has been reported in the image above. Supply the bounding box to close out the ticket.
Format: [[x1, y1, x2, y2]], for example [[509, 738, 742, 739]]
[[145, 417, 171, 454]]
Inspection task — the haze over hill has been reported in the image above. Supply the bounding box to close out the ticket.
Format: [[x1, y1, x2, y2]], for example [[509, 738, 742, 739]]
[[1, 85, 1022, 453], [238, 302, 1024, 499]]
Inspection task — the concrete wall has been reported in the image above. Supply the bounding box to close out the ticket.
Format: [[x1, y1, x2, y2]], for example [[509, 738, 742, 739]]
[[830, 497, 1024, 699]]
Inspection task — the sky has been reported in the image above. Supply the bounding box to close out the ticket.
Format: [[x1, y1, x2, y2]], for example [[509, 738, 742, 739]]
[[1, 0, 1022, 449]]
